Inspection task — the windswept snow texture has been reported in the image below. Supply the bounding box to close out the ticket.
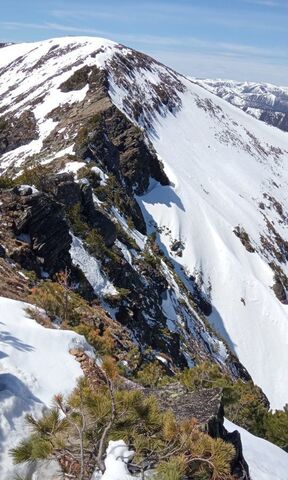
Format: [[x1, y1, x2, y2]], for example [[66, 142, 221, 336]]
[[111, 69, 288, 408], [0, 296, 89, 478], [225, 419, 288, 480]]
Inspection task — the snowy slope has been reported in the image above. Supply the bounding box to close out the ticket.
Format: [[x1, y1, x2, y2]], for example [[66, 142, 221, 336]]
[[70, 233, 117, 296], [0, 37, 118, 170], [1, 38, 288, 410], [0, 296, 91, 478], [225, 419, 288, 480], [108, 58, 288, 408], [132, 83, 288, 409]]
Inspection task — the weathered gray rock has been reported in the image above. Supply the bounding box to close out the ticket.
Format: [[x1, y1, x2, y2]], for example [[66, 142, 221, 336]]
[[40, 173, 82, 208], [0, 110, 38, 155], [13, 191, 72, 273], [146, 384, 224, 434], [40, 173, 116, 247], [80, 182, 116, 246], [74, 104, 169, 195], [10, 244, 41, 275]]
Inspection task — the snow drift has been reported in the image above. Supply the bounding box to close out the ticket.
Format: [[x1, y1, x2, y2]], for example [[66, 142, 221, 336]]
[[0, 296, 91, 478]]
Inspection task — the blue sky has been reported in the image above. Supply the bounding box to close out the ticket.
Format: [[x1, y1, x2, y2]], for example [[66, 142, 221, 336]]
[[1, 0, 287, 84]]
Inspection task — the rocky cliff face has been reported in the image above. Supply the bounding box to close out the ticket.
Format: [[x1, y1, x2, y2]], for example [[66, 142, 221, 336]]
[[0, 173, 245, 374]]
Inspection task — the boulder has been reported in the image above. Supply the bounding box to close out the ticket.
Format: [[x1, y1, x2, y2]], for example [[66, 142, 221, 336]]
[[40, 173, 82, 208], [12, 185, 33, 196], [0, 111, 38, 155], [10, 244, 41, 275]]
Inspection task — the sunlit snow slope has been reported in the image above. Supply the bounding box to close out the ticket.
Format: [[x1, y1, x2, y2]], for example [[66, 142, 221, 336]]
[[0, 38, 288, 409], [108, 50, 288, 409], [132, 81, 288, 409], [0, 297, 90, 478], [225, 419, 288, 480]]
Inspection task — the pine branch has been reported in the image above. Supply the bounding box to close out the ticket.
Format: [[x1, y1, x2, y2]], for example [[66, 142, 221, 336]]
[[96, 371, 116, 473]]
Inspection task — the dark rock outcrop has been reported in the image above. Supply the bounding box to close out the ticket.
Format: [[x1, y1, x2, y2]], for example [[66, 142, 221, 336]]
[[10, 243, 41, 276], [259, 110, 288, 133], [0, 111, 38, 156], [40, 173, 117, 247], [12, 190, 72, 273], [40, 173, 82, 208], [233, 226, 255, 253], [80, 182, 116, 246], [0, 43, 14, 49], [223, 429, 250, 479], [273, 277, 288, 304], [59, 65, 92, 92], [75, 104, 169, 195]]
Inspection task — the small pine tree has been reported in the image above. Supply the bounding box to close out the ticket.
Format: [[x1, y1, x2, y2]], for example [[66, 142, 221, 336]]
[[263, 405, 288, 450], [29, 279, 86, 326], [136, 361, 168, 387], [11, 362, 235, 480]]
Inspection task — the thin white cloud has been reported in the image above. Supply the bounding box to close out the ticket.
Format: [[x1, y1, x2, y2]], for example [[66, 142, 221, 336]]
[[150, 49, 288, 86], [51, 9, 126, 22], [1, 21, 287, 62], [0, 22, 108, 35], [241, 0, 286, 6], [48, 3, 287, 31], [114, 34, 288, 62]]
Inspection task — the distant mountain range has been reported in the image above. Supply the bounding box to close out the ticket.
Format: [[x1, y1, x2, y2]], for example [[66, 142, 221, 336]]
[[194, 78, 288, 132]]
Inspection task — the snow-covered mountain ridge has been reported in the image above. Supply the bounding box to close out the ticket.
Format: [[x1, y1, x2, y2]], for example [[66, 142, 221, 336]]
[[1, 36, 288, 479], [194, 78, 288, 132], [0, 37, 288, 407]]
